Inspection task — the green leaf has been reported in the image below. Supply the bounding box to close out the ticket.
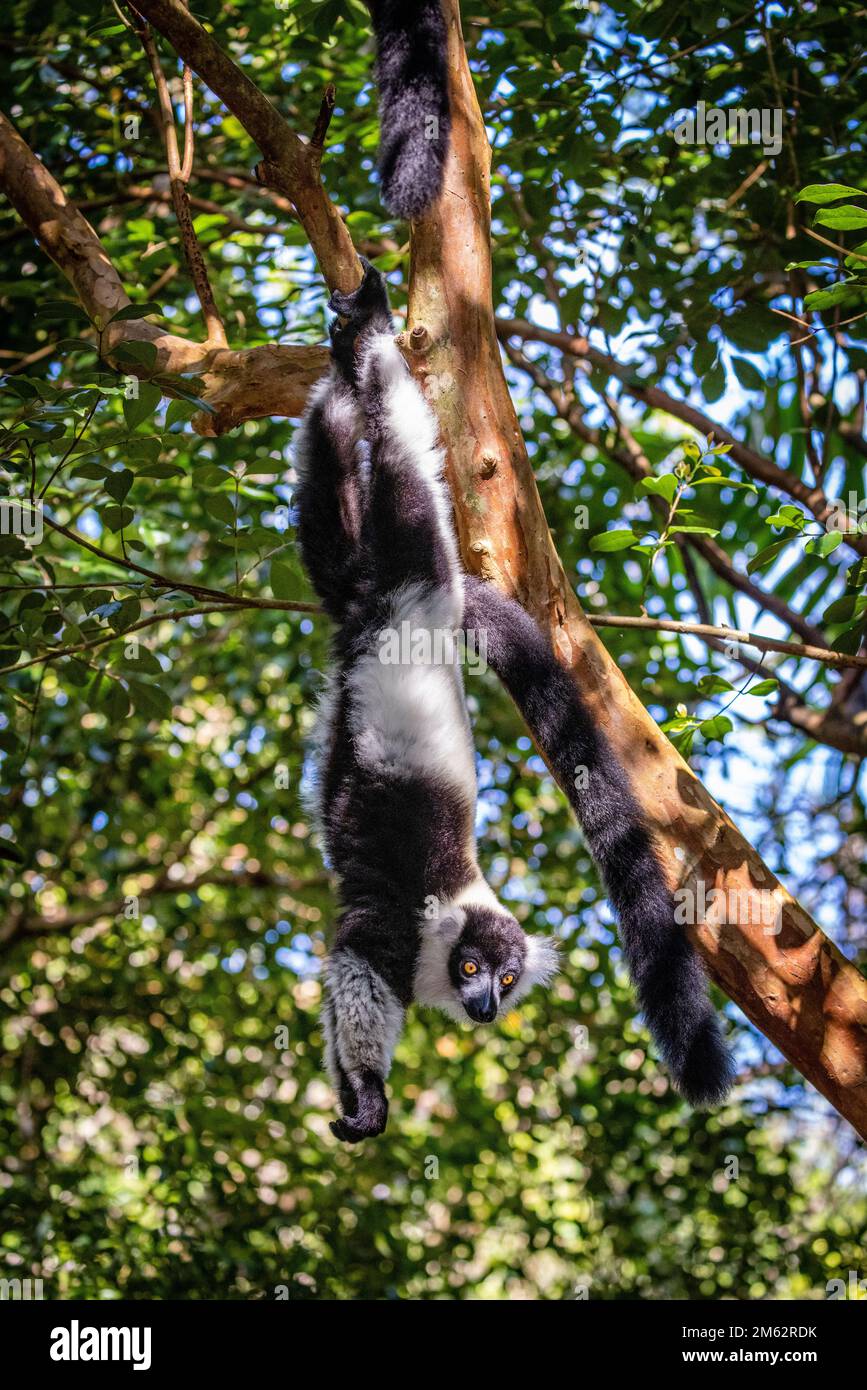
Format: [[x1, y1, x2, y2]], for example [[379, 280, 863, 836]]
[[822, 594, 861, 624], [112, 340, 159, 370], [795, 183, 867, 204], [702, 361, 726, 402], [667, 524, 720, 535], [108, 597, 142, 632], [805, 531, 842, 557], [71, 462, 110, 481], [747, 538, 790, 574], [205, 494, 236, 527], [270, 560, 298, 599], [118, 646, 162, 675], [108, 302, 164, 324], [100, 504, 135, 533], [104, 468, 134, 503], [698, 714, 733, 741], [589, 528, 638, 552], [766, 505, 806, 530], [696, 675, 734, 695], [748, 679, 780, 697], [833, 624, 866, 654], [136, 461, 185, 479], [641, 474, 678, 503], [99, 680, 130, 722], [731, 356, 766, 391], [671, 726, 697, 757], [784, 259, 836, 271], [815, 206, 867, 230], [127, 679, 172, 722], [33, 300, 91, 324], [804, 284, 860, 310], [123, 383, 163, 432], [54, 337, 98, 356], [165, 398, 197, 430]]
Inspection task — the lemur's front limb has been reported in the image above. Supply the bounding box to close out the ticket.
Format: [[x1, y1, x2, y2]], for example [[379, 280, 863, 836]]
[[323, 948, 404, 1143]]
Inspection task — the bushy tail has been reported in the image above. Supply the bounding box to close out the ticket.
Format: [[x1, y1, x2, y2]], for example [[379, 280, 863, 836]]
[[370, 0, 451, 219], [463, 577, 733, 1107]]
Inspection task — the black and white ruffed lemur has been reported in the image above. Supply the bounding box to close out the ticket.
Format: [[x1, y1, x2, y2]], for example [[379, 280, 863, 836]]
[[293, 264, 733, 1143]]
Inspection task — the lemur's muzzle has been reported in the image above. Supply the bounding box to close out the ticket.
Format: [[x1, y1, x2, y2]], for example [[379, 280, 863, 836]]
[[465, 989, 497, 1024]]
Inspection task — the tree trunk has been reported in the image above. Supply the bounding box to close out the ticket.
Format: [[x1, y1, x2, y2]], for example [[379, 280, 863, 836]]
[[406, 0, 867, 1138]]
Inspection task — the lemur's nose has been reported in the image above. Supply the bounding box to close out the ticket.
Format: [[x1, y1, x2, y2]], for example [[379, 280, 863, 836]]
[[466, 995, 497, 1024]]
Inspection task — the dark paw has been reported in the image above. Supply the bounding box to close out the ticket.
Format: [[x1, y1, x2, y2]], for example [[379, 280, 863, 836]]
[[329, 1069, 388, 1143], [329, 1113, 386, 1144]]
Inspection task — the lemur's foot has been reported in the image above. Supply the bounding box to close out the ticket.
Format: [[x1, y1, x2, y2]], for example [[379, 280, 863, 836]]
[[329, 258, 394, 384], [328, 256, 392, 324]]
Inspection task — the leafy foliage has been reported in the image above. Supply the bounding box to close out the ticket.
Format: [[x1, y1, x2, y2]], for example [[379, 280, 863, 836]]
[[1, 0, 866, 1300]]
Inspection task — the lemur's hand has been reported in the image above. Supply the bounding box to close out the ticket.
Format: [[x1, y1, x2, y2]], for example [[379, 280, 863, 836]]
[[329, 1070, 389, 1144], [329, 257, 394, 385]]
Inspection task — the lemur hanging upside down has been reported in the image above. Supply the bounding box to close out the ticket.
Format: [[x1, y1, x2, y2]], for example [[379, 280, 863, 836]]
[[293, 264, 733, 1142], [294, 264, 558, 1143]]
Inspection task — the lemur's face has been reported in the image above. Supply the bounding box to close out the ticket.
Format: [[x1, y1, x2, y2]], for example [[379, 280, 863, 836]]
[[447, 906, 550, 1023]]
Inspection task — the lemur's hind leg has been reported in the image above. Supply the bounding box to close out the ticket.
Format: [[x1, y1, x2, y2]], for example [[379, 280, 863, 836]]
[[358, 329, 459, 599], [294, 257, 400, 620], [327, 260, 459, 599], [293, 369, 366, 622], [323, 947, 404, 1143]]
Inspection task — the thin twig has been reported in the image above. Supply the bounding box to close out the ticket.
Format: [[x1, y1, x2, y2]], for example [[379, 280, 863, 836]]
[[0, 599, 320, 677], [586, 613, 867, 669], [310, 83, 336, 154], [803, 225, 867, 265], [128, 4, 227, 346], [40, 513, 320, 614]]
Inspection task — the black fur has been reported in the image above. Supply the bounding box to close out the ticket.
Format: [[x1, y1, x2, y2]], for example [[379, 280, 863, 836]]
[[328, 257, 395, 384], [330, 1069, 388, 1144], [370, 0, 451, 219], [462, 577, 734, 1107]]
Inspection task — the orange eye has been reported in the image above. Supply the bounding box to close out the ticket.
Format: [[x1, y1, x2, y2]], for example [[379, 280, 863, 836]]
[[463, 961, 478, 976], [501, 973, 515, 988]]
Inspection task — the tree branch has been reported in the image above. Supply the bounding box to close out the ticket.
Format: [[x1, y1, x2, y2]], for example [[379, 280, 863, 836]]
[[585, 613, 867, 669], [0, 108, 329, 432], [130, 5, 227, 346], [408, 0, 867, 1138], [0, 597, 320, 678], [129, 0, 361, 294], [497, 315, 867, 559]]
